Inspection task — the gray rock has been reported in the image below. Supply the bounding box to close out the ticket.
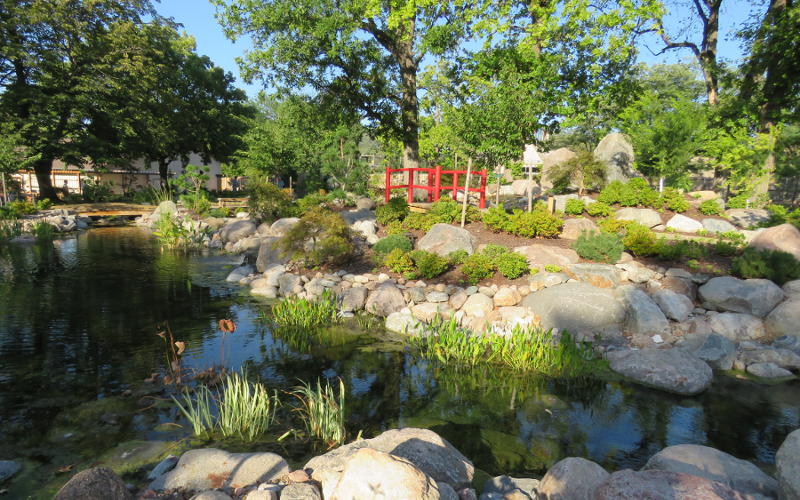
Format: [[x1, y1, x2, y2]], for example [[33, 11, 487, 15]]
[[725, 208, 770, 228], [739, 347, 800, 370], [280, 482, 322, 500], [191, 492, 232, 500], [269, 217, 300, 237], [366, 282, 406, 317], [596, 469, 752, 500], [617, 262, 656, 284], [256, 237, 288, 272], [783, 280, 800, 298], [417, 223, 477, 257], [749, 223, 800, 261], [529, 271, 569, 289], [765, 299, 800, 340], [147, 455, 179, 480], [708, 312, 767, 342], [278, 273, 302, 296], [483, 476, 539, 498], [652, 289, 694, 322], [607, 348, 712, 395], [666, 214, 703, 233], [616, 207, 662, 228], [385, 312, 425, 336], [511, 179, 538, 197], [699, 276, 784, 317], [426, 291, 450, 303], [220, 220, 257, 244], [776, 428, 800, 500], [560, 218, 599, 240], [462, 293, 494, 317], [0, 460, 21, 482], [407, 286, 427, 304], [642, 444, 778, 498], [339, 287, 368, 312], [538, 457, 609, 500], [621, 286, 670, 339], [567, 263, 622, 288], [702, 218, 738, 234], [54, 467, 132, 500], [521, 283, 626, 339], [148, 448, 289, 492], [746, 362, 794, 379], [680, 333, 737, 371], [412, 302, 449, 322], [328, 448, 439, 500], [339, 209, 376, 225], [594, 133, 638, 183], [355, 197, 376, 211], [226, 264, 254, 283], [449, 290, 468, 310], [514, 245, 579, 271]]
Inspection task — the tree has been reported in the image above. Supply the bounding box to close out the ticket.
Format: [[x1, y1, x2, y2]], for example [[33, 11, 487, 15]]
[[212, 0, 473, 170], [0, 123, 39, 203]]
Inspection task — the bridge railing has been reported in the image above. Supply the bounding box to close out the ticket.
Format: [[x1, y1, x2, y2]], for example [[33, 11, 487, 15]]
[[384, 165, 487, 208]]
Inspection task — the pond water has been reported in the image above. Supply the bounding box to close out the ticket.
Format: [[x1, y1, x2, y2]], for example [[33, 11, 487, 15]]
[[1, 228, 799, 498]]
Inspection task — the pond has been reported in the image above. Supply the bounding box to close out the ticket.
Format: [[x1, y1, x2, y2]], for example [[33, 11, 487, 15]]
[[1, 228, 799, 498]]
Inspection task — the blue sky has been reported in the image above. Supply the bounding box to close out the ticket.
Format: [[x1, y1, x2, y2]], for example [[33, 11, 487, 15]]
[[155, 0, 762, 99]]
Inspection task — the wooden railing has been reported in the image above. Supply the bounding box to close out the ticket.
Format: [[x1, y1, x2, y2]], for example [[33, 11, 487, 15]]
[[384, 166, 487, 208]]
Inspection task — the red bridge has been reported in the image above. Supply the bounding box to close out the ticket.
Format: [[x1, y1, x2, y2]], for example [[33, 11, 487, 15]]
[[384, 166, 488, 208]]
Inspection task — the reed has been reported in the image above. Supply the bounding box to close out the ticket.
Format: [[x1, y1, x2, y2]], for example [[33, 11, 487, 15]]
[[0, 220, 22, 241], [293, 378, 346, 448], [271, 290, 340, 330], [217, 371, 280, 441], [31, 221, 56, 240], [173, 385, 215, 437]]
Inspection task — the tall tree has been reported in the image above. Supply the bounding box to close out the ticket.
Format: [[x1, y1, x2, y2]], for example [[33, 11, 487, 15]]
[[212, 0, 472, 170]]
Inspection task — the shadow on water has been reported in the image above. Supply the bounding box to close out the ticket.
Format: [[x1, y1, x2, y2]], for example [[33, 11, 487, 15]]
[[0, 228, 799, 497]]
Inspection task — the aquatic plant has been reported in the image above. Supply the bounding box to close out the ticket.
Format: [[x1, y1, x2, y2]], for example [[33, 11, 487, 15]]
[[271, 290, 340, 329], [31, 221, 56, 240], [0, 220, 22, 242], [153, 212, 210, 249], [173, 385, 215, 437], [217, 371, 280, 441], [293, 378, 346, 448], [411, 318, 599, 377]]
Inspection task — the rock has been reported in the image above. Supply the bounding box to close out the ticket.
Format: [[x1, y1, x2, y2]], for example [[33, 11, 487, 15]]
[[607, 348, 712, 395], [417, 224, 477, 257], [329, 448, 440, 500], [680, 333, 737, 371], [462, 293, 495, 317], [385, 312, 425, 336], [493, 288, 521, 307], [483, 476, 539, 499], [306, 428, 473, 498], [617, 262, 656, 284], [54, 467, 132, 500], [689, 191, 720, 202], [538, 457, 609, 500], [511, 179, 539, 197], [725, 209, 770, 228], [776, 428, 800, 500], [620, 286, 670, 339], [220, 220, 257, 243], [749, 223, 800, 260], [739, 347, 800, 370], [567, 263, 622, 288], [233, 236, 262, 254], [699, 276, 784, 317], [147, 455, 179, 480], [427, 291, 450, 303], [665, 214, 703, 233], [560, 218, 599, 240], [412, 302, 449, 322], [226, 265, 254, 283], [278, 273, 302, 296], [514, 244, 579, 270], [662, 276, 698, 301], [652, 289, 694, 322], [520, 283, 626, 339], [352, 219, 378, 241], [281, 482, 322, 500], [356, 197, 376, 210], [747, 362, 794, 378], [540, 148, 577, 190], [783, 280, 800, 298], [339, 287, 369, 312], [616, 208, 662, 228], [191, 492, 233, 500], [596, 469, 752, 500], [642, 444, 778, 498], [148, 449, 289, 492], [366, 282, 406, 317], [269, 217, 300, 237], [593, 133, 638, 183], [708, 312, 767, 342], [339, 208, 376, 225], [528, 272, 569, 289], [702, 218, 738, 234], [0, 460, 21, 482], [765, 299, 800, 340], [246, 485, 280, 500], [449, 290, 468, 310]]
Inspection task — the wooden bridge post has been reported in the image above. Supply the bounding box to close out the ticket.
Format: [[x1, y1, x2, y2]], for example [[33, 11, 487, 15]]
[[479, 169, 487, 209], [433, 165, 441, 202], [384, 167, 391, 203]]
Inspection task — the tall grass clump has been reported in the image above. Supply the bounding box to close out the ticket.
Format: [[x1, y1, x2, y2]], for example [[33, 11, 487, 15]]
[[293, 378, 347, 448], [411, 318, 599, 377], [173, 385, 215, 437], [32, 221, 56, 240], [0, 220, 23, 242], [271, 290, 339, 329]]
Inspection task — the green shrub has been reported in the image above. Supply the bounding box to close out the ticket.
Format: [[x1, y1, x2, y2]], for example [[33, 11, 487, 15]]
[[586, 201, 612, 217], [403, 211, 436, 231], [384, 248, 417, 278], [409, 250, 450, 279], [564, 198, 585, 215], [599, 179, 659, 208], [572, 231, 623, 263], [726, 194, 748, 209], [180, 192, 211, 215], [36, 199, 53, 211], [82, 178, 114, 202], [731, 248, 800, 285], [385, 220, 406, 235], [1, 200, 37, 219], [622, 223, 658, 256], [598, 217, 632, 234], [373, 234, 413, 262], [494, 251, 529, 278], [208, 207, 231, 218], [763, 204, 790, 227], [248, 177, 297, 222], [506, 208, 563, 238], [480, 244, 510, 260], [375, 197, 410, 225], [543, 264, 561, 273], [32, 221, 56, 240], [448, 249, 469, 266], [698, 199, 723, 216], [461, 253, 495, 284], [718, 231, 746, 245], [655, 239, 708, 262], [428, 198, 481, 224], [297, 193, 329, 214], [483, 205, 510, 232], [278, 208, 356, 267], [597, 181, 625, 205], [545, 150, 607, 195], [659, 188, 689, 212], [713, 240, 741, 257]]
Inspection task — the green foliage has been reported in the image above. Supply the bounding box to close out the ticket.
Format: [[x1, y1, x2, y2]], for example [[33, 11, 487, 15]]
[[659, 188, 689, 212], [586, 201, 612, 217], [82, 178, 114, 203], [292, 379, 346, 448], [173, 386, 215, 438], [271, 290, 340, 329], [598, 217, 632, 234], [385, 220, 406, 235], [564, 199, 586, 215], [726, 194, 749, 209], [448, 249, 469, 266], [483, 205, 511, 232], [0, 200, 37, 219], [622, 223, 658, 256], [699, 199, 724, 216], [481, 244, 510, 261], [543, 264, 562, 273], [208, 207, 231, 218], [31, 221, 55, 240], [373, 235, 413, 262], [402, 212, 436, 232], [375, 197, 410, 225], [732, 248, 800, 285], [461, 253, 496, 284], [248, 177, 297, 222], [546, 150, 607, 195], [598, 179, 659, 207], [409, 250, 450, 279], [179, 193, 211, 216], [493, 252, 529, 279], [572, 231, 624, 263], [153, 212, 211, 249], [279, 209, 356, 268], [428, 198, 481, 225], [0, 220, 23, 241], [654, 239, 708, 262], [297, 193, 330, 214], [383, 248, 417, 278], [505, 209, 564, 238], [36, 199, 53, 211]]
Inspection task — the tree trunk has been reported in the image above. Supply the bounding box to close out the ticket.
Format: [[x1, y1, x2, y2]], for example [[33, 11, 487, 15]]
[[34, 158, 58, 201], [158, 159, 170, 189], [398, 42, 420, 171], [699, 0, 721, 106]]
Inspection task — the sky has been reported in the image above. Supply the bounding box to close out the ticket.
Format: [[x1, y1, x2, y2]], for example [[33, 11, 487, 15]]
[[154, 0, 763, 100]]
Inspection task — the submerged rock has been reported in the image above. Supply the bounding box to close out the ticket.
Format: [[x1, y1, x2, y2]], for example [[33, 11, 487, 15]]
[[0, 460, 21, 482], [607, 348, 712, 395], [53, 467, 132, 500]]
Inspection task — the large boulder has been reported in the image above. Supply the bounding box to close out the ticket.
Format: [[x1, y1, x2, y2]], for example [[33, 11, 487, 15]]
[[680, 333, 737, 371], [304, 428, 473, 498], [269, 217, 300, 237], [537, 457, 609, 500], [607, 348, 713, 395], [666, 214, 704, 233], [616, 208, 663, 228], [148, 449, 289, 492], [776, 428, 800, 500], [385, 311, 425, 336], [707, 312, 766, 342], [620, 286, 670, 340], [417, 224, 477, 257], [652, 289, 694, 322], [513, 244, 580, 271], [255, 237, 288, 272], [54, 467, 132, 500], [339, 209, 376, 225], [698, 276, 784, 317], [702, 218, 738, 234], [765, 299, 800, 339], [462, 293, 494, 317], [642, 444, 778, 498], [725, 209, 770, 228], [747, 362, 793, 378], [749, 223, 800, 260], [568, 263, 622, 288], [365, 282, 406, 317], [540, 148, 577, 190], [560, 218, 598, 240], [328, 448, 440, 500], [593, 133, 637, 183], [339, 287, 369, 312], [511, 179, 539, 197], [220, 219, 257, 244], [520, 283, 626, 339], [784, 280, 800, 298], [596, 469, 752, 500]]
